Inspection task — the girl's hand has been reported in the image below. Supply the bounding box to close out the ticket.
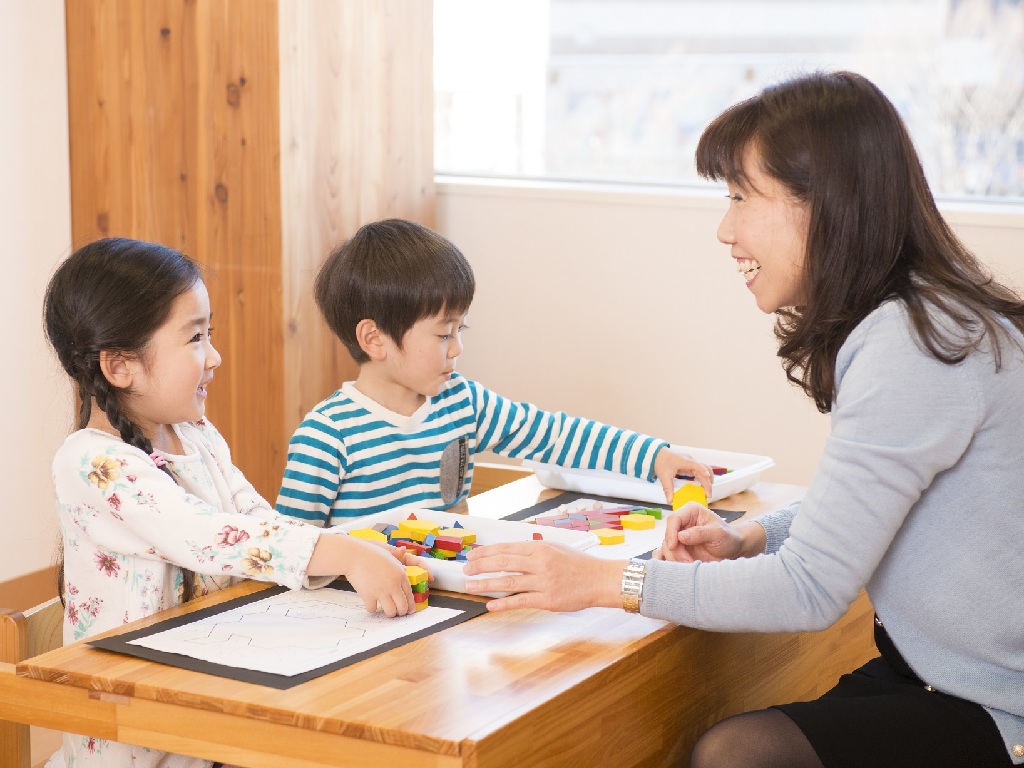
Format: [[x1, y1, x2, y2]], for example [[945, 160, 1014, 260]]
[[308, 534, 416, 616], [463, 541, 625, 612], [652, 502, 750, 563], [653, 448, 715, 503]]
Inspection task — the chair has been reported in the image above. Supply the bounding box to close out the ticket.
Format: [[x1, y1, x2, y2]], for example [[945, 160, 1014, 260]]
[[1, 597, 63, 768]]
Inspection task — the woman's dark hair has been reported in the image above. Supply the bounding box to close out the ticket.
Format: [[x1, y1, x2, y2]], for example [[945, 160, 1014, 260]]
[[695, 70, 1024, 412], [44, 237, 204, 602], [315, 219, 476, 363]]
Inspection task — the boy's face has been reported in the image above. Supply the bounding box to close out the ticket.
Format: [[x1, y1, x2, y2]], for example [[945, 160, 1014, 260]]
[[382, 310, 468, 399]]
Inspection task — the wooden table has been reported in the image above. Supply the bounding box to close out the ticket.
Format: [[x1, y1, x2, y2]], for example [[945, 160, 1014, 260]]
[[0, 478, 876, 768]]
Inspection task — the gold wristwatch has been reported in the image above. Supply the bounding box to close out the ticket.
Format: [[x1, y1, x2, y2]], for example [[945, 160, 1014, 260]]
[[620, 558, 647, 613]]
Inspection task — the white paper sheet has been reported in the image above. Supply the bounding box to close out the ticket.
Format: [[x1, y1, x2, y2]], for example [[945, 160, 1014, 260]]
[[129, 588, 461, 677]]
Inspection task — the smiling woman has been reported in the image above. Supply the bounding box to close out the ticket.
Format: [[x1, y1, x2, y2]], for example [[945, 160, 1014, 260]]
[[464, 71, 1024, 768]]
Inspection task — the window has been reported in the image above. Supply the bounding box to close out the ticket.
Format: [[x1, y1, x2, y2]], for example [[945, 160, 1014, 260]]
[[434, 0, 1024, 200]]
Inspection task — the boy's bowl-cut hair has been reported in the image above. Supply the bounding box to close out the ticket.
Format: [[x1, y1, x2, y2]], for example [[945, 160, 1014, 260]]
[[315, 219, 476, 363]]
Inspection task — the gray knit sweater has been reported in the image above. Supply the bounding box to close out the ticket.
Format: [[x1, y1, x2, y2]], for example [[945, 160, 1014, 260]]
[[642, 299, 1024, 763]]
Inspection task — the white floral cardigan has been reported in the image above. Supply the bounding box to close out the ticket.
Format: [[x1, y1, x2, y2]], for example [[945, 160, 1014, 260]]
[[49, 419, 326, 767]]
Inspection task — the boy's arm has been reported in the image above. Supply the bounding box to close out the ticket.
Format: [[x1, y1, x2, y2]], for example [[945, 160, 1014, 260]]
[[469, 380, 666, 481], [275, 413, 346, 527]]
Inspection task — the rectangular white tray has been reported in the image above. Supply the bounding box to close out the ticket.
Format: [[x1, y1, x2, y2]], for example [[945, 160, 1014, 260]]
[[331, 507, 598, 597], [522, 445, 774, 505]]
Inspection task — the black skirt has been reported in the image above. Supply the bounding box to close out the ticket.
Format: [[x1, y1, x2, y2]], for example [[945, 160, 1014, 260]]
[[774, 618, 1013, 767]]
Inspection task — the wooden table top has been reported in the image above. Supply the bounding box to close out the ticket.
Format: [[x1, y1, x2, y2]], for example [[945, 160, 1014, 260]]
[[2, 477, 859, 768]]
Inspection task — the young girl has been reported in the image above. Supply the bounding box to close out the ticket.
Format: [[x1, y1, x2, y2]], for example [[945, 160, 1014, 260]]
[[43, 237, 416, 768]]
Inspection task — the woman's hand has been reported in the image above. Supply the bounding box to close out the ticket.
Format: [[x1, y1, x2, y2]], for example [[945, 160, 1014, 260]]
[[307, 534, 417, 617], [463, 541, 626, 612], [653, 448, 715, 502], [652, 502, 753, 563]]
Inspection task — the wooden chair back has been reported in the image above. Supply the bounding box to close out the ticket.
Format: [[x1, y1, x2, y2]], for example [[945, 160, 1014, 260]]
[[1, 598, 63, 768]]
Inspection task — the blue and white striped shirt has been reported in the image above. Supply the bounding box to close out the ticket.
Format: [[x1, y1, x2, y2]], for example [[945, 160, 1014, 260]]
[[275, 373, 668, 526]]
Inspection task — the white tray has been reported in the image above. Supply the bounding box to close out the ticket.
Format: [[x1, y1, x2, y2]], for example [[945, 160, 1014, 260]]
[[331, 507, 598, 597], [522, 445, 774, 504]]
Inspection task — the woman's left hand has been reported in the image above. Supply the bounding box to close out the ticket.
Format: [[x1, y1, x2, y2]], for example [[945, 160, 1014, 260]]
[[463, 541, 626, 612]]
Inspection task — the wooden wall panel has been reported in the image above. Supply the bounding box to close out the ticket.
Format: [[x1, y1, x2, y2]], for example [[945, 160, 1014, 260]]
[[65, 0, 286, 500], [66, 0, 434, 501], [279, 0, 436, 428]]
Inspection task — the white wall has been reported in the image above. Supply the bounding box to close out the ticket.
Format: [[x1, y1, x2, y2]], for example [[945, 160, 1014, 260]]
[[0, 2, 73, 584], [438, 178, 1024, 488]]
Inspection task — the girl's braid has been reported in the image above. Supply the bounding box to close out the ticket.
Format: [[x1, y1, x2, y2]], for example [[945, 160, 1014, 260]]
[[83, 362, 198, 602]]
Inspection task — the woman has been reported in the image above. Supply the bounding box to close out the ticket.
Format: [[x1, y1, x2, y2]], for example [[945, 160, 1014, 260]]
[[464, 71, 1024, 767]]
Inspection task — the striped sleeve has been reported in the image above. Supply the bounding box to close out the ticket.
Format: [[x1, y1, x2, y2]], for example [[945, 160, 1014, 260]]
[[275, 411, 347, 526], [468, 380, 668, 481]]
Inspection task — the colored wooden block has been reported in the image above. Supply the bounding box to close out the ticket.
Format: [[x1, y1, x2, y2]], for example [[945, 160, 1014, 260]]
[[433, 536, 464, 553], [405, 565, 429, 585], [621, 514, 656, 530], [672, 484, 708, 510], [639, 508, 663, 519], [398, 541, 432, 556], [438, 527, 477, 545], [532, 532, 543, 540], [413, 590, 429, 603], [592, 528, 625, 545], [348, 528, 388, 543], [398, 519, 442, 541], [599, 507, 640, 516], [411, 580, 428, 593]]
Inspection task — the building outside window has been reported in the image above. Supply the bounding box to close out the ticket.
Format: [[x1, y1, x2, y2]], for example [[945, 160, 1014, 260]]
[[435, 0, 1024, 201]]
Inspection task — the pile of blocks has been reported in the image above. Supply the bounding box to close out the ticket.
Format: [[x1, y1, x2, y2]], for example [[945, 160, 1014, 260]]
[[348, 513, 478, 562], [405, 565, 430, 611], [533, 503, 664, 546]]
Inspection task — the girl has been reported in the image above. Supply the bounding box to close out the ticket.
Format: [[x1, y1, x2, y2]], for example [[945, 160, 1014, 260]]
[[463, 72, 1024, 767], [43, 237, 416, 767]]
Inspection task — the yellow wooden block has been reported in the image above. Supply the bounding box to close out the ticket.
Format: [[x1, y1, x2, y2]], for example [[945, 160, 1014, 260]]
[[672, 484, 708, 511], [348, 528, 388, 543], [414, 600, 429, 611], [405, 565, 430, 585], [620, 514, 656, 530], [398, 519, 442, 542], [592, 528, 626, 545], [438, 527, 477, 545]]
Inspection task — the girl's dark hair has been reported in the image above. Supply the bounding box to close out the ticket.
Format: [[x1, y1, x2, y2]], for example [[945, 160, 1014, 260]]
[[315, 219, 476, 363], [695, 70, 1024, 412], [44, 237, 204, 602]]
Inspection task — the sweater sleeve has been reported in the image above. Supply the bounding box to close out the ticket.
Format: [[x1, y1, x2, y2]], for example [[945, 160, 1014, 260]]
[[640, 304, 983, 631], [753, 502, 799, 555], [57, 438, 322, 592], [467, 379, 668, 482]]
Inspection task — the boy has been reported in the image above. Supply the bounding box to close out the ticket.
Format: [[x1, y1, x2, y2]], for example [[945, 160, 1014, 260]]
[[275, 219, 713, 526]]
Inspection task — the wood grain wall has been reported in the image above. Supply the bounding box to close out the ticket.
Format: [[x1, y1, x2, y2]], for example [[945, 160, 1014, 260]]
[[64, 0, 434, 500]]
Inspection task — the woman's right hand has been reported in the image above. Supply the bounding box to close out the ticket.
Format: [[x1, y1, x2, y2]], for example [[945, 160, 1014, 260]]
[[308, 533, 416, 616], [653, 502, 748, 563]]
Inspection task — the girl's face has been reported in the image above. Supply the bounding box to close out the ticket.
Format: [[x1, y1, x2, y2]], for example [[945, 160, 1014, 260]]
[[717, 146, 810, 313], [126, 282, 221, 444]]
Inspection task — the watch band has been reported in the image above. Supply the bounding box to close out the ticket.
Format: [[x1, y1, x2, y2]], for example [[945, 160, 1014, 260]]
[[621, 558, 647, 613]]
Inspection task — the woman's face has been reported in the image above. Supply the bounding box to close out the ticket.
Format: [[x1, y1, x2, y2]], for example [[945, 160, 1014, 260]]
[[717, 146, 810, 313]]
